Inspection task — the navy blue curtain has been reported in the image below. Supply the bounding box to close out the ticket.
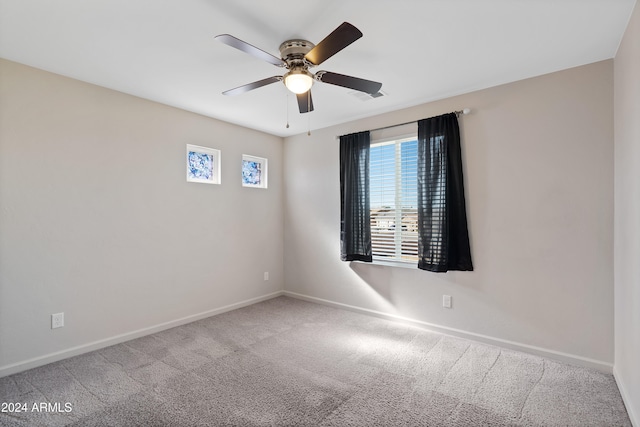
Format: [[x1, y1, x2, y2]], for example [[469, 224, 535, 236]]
[[417, 113, 473, 272], [339, 131, 372, 262]]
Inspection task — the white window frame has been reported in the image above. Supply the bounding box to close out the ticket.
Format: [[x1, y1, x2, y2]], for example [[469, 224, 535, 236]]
[[369, 134, 418, 267]]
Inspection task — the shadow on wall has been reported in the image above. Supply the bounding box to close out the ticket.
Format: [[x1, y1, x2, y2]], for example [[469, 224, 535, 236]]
[[349, 261, 394, 305]]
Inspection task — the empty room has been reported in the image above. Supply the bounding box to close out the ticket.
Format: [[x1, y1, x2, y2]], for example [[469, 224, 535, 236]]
[[0, 1, 638, 426]]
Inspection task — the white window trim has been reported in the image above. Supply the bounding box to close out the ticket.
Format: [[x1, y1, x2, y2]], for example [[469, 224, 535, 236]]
[[370, 133, 418, 267], [352, 258, 417, 270]]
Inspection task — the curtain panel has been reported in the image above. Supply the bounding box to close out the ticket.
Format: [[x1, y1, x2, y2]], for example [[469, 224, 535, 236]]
[[417, 113, 473, 272], [339, 131, 372, 262]]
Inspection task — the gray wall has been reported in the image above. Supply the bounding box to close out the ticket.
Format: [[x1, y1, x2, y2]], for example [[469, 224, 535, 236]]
[[614, 2, 640, 424], [0, 59, 284, 374], [284, 60, 614, 369]]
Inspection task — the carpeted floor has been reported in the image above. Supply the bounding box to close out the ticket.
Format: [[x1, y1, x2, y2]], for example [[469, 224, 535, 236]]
[[0, 296, 631, 426]]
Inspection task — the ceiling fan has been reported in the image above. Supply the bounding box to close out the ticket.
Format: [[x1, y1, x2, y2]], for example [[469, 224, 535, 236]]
[[215, 22, 382, 114]]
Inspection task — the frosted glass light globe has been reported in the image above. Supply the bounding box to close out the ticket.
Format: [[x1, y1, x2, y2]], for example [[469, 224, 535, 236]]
[[284, 71, 313, 94]]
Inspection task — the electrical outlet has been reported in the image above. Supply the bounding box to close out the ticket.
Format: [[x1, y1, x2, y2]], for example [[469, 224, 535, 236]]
[[51, 312, 64, 329], [442, 295, 452, 309], [264, 272, 269, 281]]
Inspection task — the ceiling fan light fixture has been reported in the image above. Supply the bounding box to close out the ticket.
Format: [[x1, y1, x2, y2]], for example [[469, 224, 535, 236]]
[[284, 69, 314, 94], [217, 23, 381, 114]]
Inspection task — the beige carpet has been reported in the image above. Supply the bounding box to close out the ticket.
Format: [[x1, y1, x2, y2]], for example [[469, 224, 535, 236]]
[[0, 296, 631, 426]]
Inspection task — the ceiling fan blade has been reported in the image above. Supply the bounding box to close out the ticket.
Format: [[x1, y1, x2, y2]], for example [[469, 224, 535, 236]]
[[296, 91, 314, 114], [215, 34, 286, 67], [315, 71, 382, 94], [222, 76, 282, 96], [304, 22, 362, 66]]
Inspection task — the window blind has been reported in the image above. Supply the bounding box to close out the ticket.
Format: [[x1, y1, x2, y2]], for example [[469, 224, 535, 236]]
[[370, 137, 419, 263]]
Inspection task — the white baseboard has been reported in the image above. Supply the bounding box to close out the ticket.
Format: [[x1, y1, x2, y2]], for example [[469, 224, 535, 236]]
[[284, 291, 614, 373], [2, 289, 615, 379], [0, 291, 284, 379], [614, 366, 639, 427]]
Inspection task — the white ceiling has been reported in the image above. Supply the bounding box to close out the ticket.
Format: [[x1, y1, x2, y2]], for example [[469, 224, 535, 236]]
[[0, 0, 636, 137]]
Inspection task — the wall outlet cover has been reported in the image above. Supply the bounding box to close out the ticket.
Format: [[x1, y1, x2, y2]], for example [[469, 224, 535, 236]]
[[443, 295, 452, 309], [51, 312, 64, 329]]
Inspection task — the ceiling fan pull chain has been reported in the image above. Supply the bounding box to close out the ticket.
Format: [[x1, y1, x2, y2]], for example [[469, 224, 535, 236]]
[[286, 92, 290, 129], [307, 101, 311, 136]]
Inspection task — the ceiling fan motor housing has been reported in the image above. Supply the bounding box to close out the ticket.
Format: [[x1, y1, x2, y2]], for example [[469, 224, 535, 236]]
[[279, 40, 315, 68], [280, 39, 316, 93]]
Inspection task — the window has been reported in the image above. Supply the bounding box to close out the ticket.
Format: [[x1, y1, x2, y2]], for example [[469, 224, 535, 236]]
[[340, 113, 472, 271], [370, 136, 418, 263]]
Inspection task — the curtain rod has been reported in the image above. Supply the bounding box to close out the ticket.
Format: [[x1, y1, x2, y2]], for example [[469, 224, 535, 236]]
[[334, 108, 471, 139], [367, 108, 471, 134]]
